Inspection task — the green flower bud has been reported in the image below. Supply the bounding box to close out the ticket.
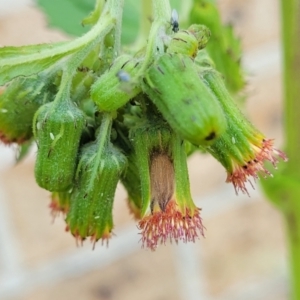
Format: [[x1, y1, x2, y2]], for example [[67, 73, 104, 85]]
[[142, 53, 227, 146], [33, 100, 85, 191], [0, 72, 57, 144], [66, 142, 127, 245], [130, 122, 204, 250], [49, 190, 71, 219], [129, 122, 173, 216], [167, 30, 199, 58], [167, 25, 210, 58], [201, 69, 287, 194], [120, 152, 143, 219], [188, 24, 211, 49], [195, 49, 215, 69], [91, 55, 142, 112]]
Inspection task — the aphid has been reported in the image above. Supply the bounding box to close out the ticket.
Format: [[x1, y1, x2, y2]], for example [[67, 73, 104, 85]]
[[77, 66, 90, 72], [116, 70, 131, 82], [171, 9, 179, 33], [150, 153, 175, 213]]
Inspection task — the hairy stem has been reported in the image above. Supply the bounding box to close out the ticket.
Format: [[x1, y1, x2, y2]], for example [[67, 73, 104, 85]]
[[133, 0, 171, 81], [280, 1, 300, 299], [108, 0, 125, 58]]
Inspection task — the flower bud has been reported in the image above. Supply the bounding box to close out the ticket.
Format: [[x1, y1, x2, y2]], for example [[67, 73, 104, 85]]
[[132, 125, 204, 250], [167, 25, 210, 58], [34, 100, 85, 191], [188, 24, 211, 49], [120, 152, 143, 219], [0, 72, 57, 144], [91, 55, 142, 112], [142, 53, 227, 146], [201, 69, 287, 194], [129, 122, 173, 216], [49, 190, 71, 219], [66, 142, 127, 245], [167, 30, 199, 58]]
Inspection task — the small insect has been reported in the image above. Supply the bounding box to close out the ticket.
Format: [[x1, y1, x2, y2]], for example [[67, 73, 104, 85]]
[[171, 9, 179, 33], [77, 66, 90, 72], [116, 69, 131, 82]]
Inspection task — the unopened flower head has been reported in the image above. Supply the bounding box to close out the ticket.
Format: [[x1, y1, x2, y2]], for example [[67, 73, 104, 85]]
[[65, 133, 127, 247], [120, 152, 143, 220], [131, 124, 204, 251], [49, 191, 71, 220], [225, 136, 288, 195], [202, 69, 288, 195]]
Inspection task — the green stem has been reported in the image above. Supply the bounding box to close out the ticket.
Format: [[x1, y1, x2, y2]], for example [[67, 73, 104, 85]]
[[172, 135, 195, 214], [281, 0, 300, 174], [54, 0, 125, 107], [152, 0, 171, 21], [131, 0, 152, 51], [108, 0, 124, 58], [1, 0, 115, 82], [285, 198, 300, 300], [53, 13, 114, 107], [280, 1, 300, 299], [133, 0, 171, 80], [88, 112, 113, 191]]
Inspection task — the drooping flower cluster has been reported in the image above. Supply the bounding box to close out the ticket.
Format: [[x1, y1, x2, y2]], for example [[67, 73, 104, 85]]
[[0, 0, 287, 251]]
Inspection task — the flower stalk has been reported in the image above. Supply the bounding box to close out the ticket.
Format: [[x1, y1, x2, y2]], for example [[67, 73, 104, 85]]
[[262, 0, 300, 299]]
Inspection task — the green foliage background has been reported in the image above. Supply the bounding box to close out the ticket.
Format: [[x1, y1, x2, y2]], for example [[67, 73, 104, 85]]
[[36, 0, 180, 44]]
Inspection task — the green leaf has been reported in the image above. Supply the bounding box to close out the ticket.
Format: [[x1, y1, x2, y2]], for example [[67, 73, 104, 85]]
[[0, 42, 75, 85], [36, 0, 95, 36], [0, 41, 67, 58], [189, 0, 245, 93], [260, 169, 300, 211], [121, 0, 140, 44], [16, 140, 33, 163], [35, 0, 140, 45]]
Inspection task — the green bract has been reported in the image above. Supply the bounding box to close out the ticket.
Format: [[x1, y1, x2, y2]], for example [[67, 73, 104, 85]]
[[34, 100, 85, 191], [0, 71, 57, 144], [66, 141, 127, 242], [91, 54, 142, 111], [142, 53, 227, 146]]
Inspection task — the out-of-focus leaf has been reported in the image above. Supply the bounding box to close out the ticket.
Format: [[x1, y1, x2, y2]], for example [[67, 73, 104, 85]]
[[122, 0, 140, 44], [35, 0, 141, 45], [16, 140, 33, 163], [189, 0, 244, 94], [35, 0, 95, 36], [170, 0, 181, 11], [261, 168, 300, 211]]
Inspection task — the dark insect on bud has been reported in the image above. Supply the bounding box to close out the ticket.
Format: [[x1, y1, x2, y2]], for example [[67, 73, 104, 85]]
[[150, 153, 174, 213], [171, 9, 179, 33]]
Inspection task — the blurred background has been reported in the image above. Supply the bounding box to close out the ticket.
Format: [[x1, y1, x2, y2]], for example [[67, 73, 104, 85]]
[[0, 0, 288, 299]]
